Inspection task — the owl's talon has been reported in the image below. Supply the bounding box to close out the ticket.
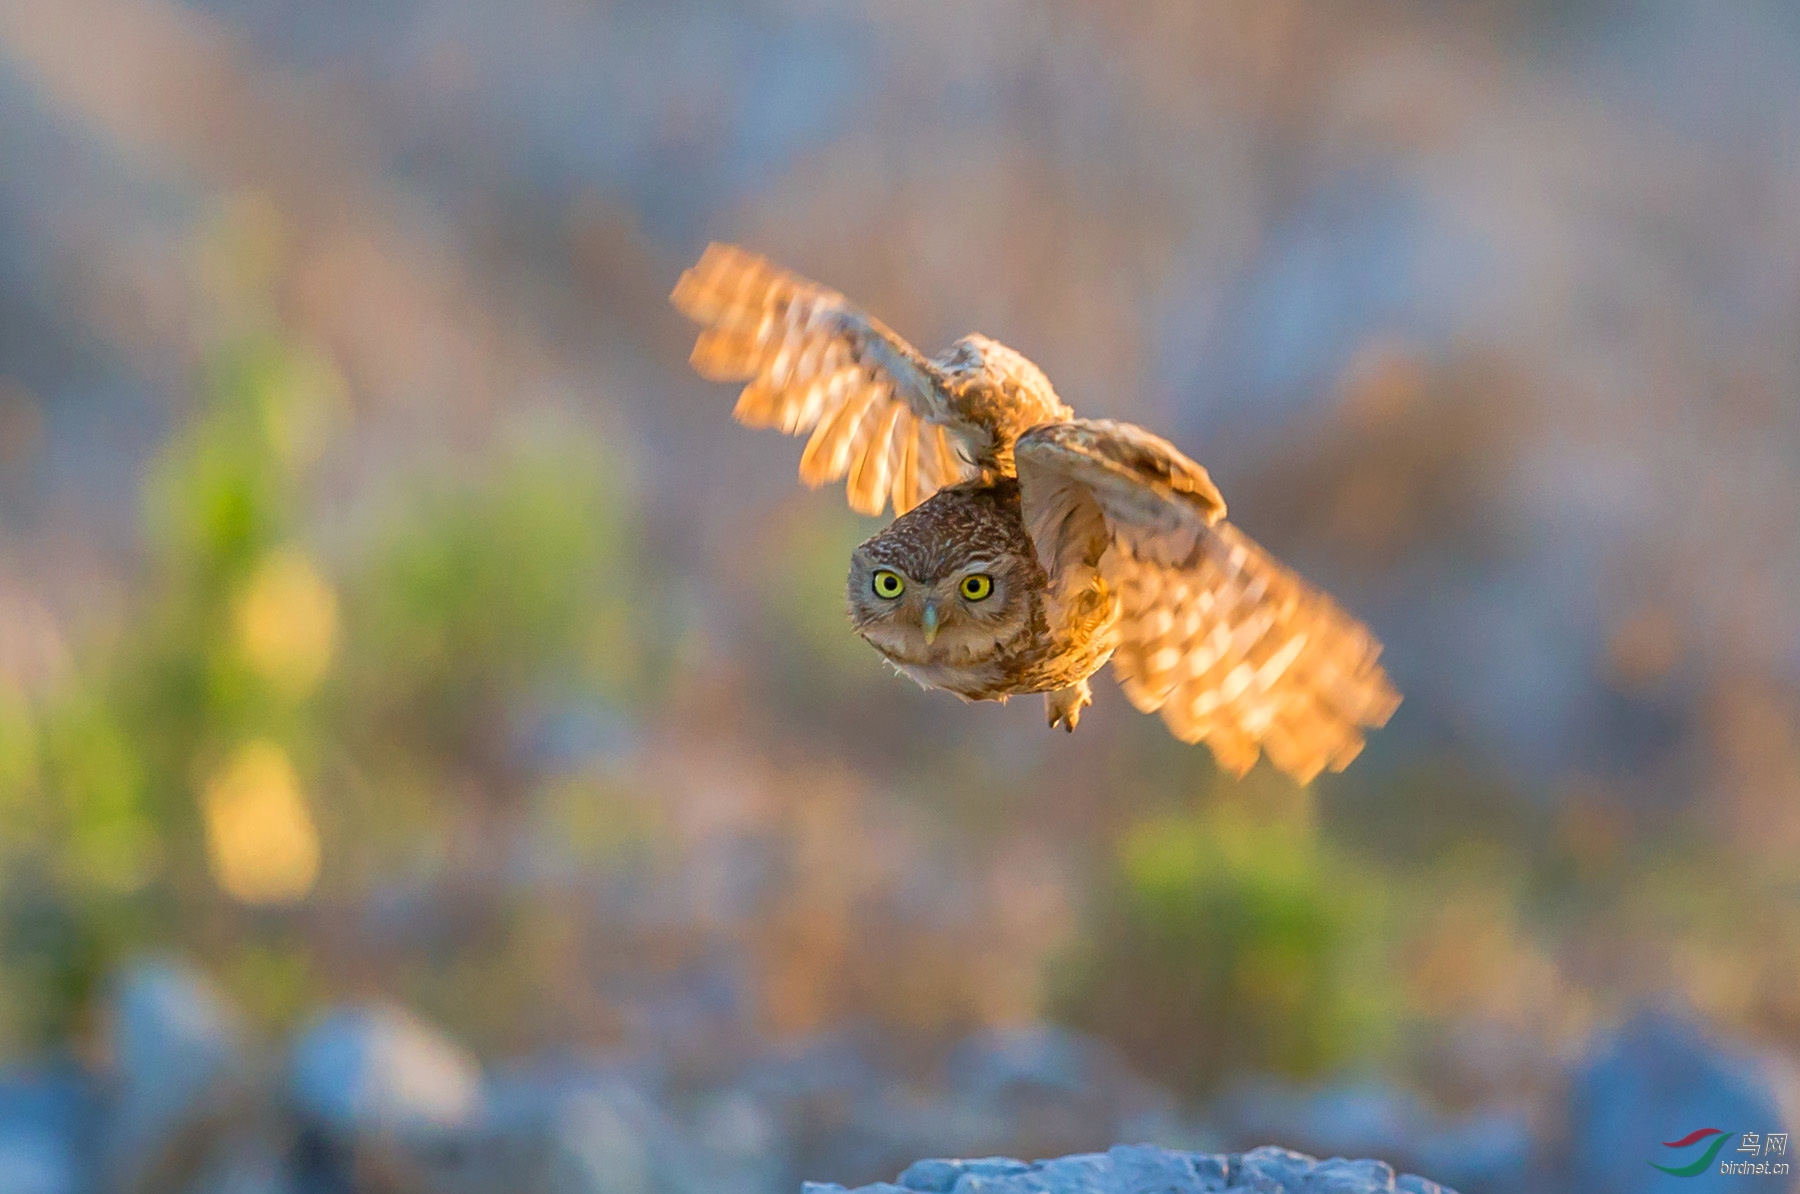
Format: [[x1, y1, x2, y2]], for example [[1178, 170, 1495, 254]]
[[1046, 681, 1092, 733]]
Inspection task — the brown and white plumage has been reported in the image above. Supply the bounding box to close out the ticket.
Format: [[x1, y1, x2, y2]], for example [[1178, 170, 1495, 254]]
[[672, 244, 1399, 783], [671, 243, 1067, 515], [1014, 422, 1397, 781]]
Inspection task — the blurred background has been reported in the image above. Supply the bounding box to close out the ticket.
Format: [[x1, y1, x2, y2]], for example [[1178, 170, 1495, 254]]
[[1, 1, 1798, 1192]]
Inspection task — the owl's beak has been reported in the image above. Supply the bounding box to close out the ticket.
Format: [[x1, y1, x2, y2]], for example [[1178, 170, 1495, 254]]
[[921, 601, 941, 645]]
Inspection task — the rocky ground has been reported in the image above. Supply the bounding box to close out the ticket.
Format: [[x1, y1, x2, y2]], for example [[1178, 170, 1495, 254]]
[[808, 1146, 1453, 1194], [0, 957, 1790, 1194]]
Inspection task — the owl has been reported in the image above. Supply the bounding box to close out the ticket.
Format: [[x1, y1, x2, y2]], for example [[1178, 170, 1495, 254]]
[[671, 244, 1399, 782]]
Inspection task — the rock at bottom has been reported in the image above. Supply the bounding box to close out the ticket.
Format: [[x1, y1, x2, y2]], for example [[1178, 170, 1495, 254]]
[[804, 1143, 1456, 1194]]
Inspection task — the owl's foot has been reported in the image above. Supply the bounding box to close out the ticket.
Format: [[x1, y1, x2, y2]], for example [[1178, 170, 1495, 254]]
[[1045, 680, 1093, 733]]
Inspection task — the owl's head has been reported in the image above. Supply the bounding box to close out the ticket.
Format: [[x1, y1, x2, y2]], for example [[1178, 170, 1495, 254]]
[[846, 482, 1044, 667]]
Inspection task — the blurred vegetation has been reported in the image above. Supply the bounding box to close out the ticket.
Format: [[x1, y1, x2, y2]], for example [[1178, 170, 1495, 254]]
[[1054, 784, 1396, 1099], [0, 213, 660, 1048]]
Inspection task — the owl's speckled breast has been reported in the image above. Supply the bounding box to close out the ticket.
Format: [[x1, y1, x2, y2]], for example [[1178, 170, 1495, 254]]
[[898, 638, 1119, 702]]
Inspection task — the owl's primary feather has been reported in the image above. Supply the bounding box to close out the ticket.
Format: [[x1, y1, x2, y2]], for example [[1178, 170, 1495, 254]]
[[671, 244, 1068, 516], [672, 244, 1399, 782], [1014, 422, 1398, 782]]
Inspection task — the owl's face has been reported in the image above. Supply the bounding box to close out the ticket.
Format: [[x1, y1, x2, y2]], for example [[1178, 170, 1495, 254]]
[[846, 484, 1043, 668]]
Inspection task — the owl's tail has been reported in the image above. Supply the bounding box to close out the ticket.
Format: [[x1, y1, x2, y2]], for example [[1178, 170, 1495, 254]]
[[1106, 523, 1399, 784]]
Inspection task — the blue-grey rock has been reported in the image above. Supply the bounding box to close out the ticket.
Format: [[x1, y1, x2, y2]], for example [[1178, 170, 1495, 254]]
[[185, 1135, 299, 1194], [1561, 1010, 1791, 1194], [730, 1025, 1202, 1187], [692, 1087, 785, 1194], [289, 1004, 481, 1138], [943, 1027, 1185, 1163], [1214, 1079, 1532, 1193], [478, 1062, 711, 1194], [1301, 1156, 1394, 1193], [1108, 1143, 1223, 1194], [949, 1028, 1170, 1116], [1236, 1146, 1322, 1192], [839, 1144, 1456, 1194], [1395, 1178, 1447, 1194], [542, 1078, 707, 1194], [103, 957, 249, 1190], [0, 1066, 93, 1194], [1012, 1151, 1112, 1194], [544, 1085, 660, 1194], [896, 1158, 973, 1192], [903, 1157, 1033, 1189]]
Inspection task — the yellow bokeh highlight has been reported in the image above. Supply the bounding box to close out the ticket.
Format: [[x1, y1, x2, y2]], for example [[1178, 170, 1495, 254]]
[[234, 550, 338, 697], [202, 740, 321, 905]]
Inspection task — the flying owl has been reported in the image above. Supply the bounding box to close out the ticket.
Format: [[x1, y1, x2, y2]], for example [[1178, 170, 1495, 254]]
[[671, 244, 1399, 782]]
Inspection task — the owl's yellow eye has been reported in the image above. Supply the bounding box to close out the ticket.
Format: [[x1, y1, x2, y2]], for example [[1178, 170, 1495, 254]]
[[960, 573, 994, 602], [872, 570, 905, 599]]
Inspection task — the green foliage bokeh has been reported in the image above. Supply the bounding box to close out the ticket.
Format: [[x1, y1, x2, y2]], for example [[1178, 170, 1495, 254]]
[[1054, 795, 1396, 1099]]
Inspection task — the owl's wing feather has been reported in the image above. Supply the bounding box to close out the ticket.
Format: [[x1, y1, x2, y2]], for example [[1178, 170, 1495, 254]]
[[672, 244, 982, 516], [1014, 420, 1399, 783], [1013, 419, 1225, 576]]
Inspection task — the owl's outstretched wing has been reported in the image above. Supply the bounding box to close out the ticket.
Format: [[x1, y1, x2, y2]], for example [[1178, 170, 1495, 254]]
[[671, 244, 983, 516], [1014, 420, 1399, 783]]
